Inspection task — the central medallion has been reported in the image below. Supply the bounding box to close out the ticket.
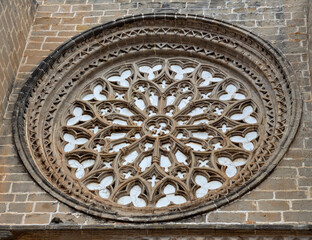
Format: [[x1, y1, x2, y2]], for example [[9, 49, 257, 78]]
[[144, 116, 174, 137]]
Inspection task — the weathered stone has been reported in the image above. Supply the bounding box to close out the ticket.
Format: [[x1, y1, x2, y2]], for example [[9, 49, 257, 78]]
[[0, 0, 311, 231], [275, 191, 308, 199], [0, 214, 23, 224], [248, 212, 281, 223], [207, 212, 246, 223], [283, 212, 312, 222], [34, 202, 57, 213], [24, 214, 50, 224], [258, 201, 290, 211], [8, 203, 33, 213]]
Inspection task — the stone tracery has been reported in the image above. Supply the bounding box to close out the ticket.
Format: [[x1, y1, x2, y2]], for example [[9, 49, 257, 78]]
[[59, 58, 262, 208]]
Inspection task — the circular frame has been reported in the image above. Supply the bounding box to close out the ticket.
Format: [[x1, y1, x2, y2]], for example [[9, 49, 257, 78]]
[[13, 13, 302, 222]]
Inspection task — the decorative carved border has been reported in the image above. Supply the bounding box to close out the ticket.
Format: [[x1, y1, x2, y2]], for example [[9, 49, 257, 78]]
[[13, 13, 302, 222]]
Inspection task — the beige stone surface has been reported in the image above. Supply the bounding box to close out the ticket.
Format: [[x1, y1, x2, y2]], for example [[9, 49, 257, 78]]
[[0, 0, 311, 228]]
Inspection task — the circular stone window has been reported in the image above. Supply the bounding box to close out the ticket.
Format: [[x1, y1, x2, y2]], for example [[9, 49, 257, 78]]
[[14, 14, 301, 222]]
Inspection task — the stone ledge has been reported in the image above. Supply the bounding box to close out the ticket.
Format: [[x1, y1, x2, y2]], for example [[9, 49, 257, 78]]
[[1, 225, 312, 240], [0, 223, 311, 232]]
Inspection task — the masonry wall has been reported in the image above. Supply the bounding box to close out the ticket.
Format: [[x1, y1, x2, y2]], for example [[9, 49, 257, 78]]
[[0, 0, 37, 123], [0, 0, 311, 231]]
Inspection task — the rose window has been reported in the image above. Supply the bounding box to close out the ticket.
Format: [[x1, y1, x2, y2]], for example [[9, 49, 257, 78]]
[[14, 14, 301, 222]]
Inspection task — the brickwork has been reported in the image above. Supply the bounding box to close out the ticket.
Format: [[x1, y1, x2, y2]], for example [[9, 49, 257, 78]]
[[0, 0, 37, 123], [0, 0, 311, 230]]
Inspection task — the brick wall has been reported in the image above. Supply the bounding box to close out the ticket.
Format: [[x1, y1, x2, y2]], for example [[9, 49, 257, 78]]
[[0, 0, 311, 231], [0, 0, 37, 123]]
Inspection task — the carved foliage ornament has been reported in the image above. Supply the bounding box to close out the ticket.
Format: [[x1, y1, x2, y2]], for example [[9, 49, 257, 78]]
[[14, 14, 301, 222]]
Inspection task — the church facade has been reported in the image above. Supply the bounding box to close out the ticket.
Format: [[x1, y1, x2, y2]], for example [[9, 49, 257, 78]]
[[0, 0, 311, 239]]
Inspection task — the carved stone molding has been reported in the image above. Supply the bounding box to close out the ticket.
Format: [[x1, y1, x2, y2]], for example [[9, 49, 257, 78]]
[[13, 13, 301, 222]]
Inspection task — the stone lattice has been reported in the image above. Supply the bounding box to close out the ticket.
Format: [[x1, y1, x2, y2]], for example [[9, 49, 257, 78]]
[[61, 57, 261, 209]]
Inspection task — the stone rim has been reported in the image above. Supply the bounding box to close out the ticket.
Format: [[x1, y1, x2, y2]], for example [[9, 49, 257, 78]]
[[13, 13, 302, 222]]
